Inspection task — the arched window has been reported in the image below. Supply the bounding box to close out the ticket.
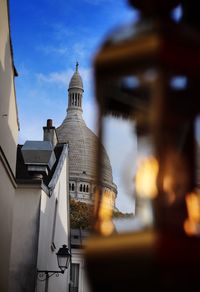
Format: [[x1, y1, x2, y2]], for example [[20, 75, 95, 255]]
[[72, 183, 75, 191], [77, 94, 79, 106], [75, 93, 77, 106], [69, 94, 71, 107], [83, 185, 86, 192], [80, 184, 82, 192], [86, 185, 89, 193]]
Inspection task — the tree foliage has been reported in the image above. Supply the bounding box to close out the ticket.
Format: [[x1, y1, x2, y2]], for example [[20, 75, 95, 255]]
[[70, 199, 133, 229], [70, 199, 93, 229]]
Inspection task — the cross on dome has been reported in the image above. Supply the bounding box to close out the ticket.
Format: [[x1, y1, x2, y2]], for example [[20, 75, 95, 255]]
[[76, 61, 79, 72]]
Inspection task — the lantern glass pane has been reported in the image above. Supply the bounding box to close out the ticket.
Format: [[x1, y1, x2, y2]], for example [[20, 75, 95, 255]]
[[57, 255, 68, 270], [99, 113, 158, 236], [96, 67, 194, 235]]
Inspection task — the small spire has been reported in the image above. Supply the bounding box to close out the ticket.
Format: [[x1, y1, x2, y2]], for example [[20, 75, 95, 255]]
[[76, 61, 79, 72]]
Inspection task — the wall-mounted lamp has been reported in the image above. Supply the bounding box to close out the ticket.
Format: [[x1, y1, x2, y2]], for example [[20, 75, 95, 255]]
[[37, 245, 71, 280]]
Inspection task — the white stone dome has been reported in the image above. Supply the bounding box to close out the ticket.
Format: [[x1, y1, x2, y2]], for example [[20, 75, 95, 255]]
[[57, 110, 115, 189], [56, 65, 117, 203]]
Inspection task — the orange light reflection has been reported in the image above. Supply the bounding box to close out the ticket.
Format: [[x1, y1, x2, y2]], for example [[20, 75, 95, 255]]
[[184, 192, 200, 236], [98, 190, 114, 236], [135, 156, 159, 199]]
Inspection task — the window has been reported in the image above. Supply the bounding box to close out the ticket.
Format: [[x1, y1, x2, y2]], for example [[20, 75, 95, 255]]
[[70, 264, 79, 292], [72, 183, 75, 191], [51, 198, 58, 251], [83, 185, 85, 192], [69, 183, 71, 191], [80, 184, 82, 192], [86, 185, 89, 193], [77, 94, 79, 106]]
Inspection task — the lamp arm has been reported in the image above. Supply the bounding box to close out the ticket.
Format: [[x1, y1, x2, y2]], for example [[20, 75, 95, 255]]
[[37, 270, 64, 281]]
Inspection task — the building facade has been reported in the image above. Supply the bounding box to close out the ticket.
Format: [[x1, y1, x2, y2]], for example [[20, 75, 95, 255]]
[[9, 123, 71, 292], [0, 1, 19, 291]]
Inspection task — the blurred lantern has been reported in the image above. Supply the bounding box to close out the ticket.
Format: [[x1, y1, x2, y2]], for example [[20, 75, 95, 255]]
[[85, 0, 200, 291], [93, 0, 200, 235]]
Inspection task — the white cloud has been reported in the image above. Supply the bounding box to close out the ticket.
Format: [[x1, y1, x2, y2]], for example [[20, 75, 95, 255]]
[[52, 23, 74, 40], [84, 0, 114, 5], [36, 45, 68, 56], [18, 118, 43, 143], [83, 99, 98, 134], [36, 71, 67, 85], [17, 63, 30, 77], [73, 43, 86, 60], [36, 66, 92, 88]]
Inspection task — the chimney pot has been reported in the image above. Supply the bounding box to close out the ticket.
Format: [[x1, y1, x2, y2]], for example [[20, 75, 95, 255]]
[[47, 119, 53, 128]]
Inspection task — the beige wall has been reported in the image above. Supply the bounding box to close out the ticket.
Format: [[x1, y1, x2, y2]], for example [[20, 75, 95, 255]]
[[0, 163, 16, 292], [9, 186, 41, 292], [0, 1, 19, 291], [0, 0, 19, 173]]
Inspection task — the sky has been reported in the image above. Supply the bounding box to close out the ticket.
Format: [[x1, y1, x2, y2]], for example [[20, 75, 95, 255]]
[[9, 0, 139, 142], [9, 0, 141, 213], [9, 1, 183, 213]]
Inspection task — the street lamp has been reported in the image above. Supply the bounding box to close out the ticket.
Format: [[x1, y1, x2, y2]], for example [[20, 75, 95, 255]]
[[37, 245, 71, 280], [85, 1, 200, 291]]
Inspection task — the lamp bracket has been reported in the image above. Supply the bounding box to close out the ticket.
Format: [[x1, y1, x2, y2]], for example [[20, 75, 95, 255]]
[[37, 270, 64, 281]]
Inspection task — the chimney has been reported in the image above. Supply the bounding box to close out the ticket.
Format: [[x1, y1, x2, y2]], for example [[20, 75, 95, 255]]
[[43, 119, 58, 147], [21, 140, 56, 178]]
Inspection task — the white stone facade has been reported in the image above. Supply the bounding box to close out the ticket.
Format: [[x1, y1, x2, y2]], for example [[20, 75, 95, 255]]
[[9, 144, 70, 292]]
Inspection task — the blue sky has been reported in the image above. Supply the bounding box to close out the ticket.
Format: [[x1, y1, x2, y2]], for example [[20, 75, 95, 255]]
[[10, 0, 139, 142], [9, 0, 139, 212], [9, 1, 183, 212]]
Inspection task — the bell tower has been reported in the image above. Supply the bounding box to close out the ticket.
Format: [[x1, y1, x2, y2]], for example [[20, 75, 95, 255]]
[[67, 62, 84, 112]]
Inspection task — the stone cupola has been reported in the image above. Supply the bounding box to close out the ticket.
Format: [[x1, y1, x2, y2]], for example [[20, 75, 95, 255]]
[[68, 62, 84, 112]]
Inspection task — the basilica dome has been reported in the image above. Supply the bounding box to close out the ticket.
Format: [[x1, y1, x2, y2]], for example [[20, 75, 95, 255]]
[[56, 64, 117, 203]]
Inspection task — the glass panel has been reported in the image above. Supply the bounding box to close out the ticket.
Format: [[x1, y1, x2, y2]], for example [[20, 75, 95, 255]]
[[95, 68, 194, 236], [70, 264, 79, 292], [58, 255, 68, 270], [99, 114, 157, 235]]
